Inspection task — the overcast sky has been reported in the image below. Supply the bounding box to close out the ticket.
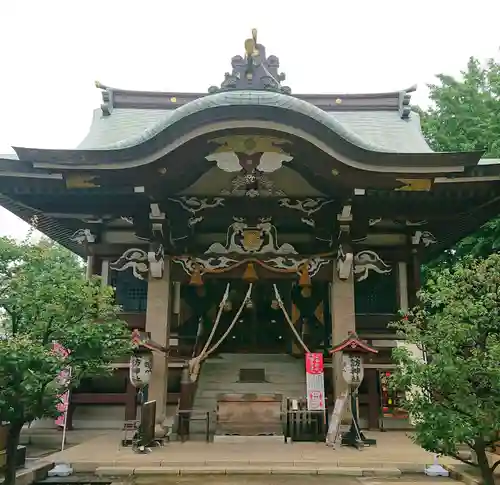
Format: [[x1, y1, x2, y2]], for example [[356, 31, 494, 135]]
[[0, 0, 499, 241]]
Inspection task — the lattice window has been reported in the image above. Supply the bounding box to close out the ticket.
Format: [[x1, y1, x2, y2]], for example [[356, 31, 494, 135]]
[[354, 271, 397, 314], [111, 269, 148, 312]]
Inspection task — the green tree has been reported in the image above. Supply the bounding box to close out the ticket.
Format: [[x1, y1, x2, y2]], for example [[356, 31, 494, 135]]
[[418, 54, 500, 261], [390, 254, 500, 485], [0, 238, 132, 485]]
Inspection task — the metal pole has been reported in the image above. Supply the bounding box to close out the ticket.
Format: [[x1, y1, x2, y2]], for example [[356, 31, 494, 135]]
[[60, 368, 72, 452]]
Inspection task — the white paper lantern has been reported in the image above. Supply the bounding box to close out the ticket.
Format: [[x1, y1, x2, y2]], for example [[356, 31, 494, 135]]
[[129, 352, 152, 388], [341, 353, 364, 389]]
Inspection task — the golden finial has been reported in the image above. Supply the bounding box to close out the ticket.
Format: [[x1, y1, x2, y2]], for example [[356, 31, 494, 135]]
[[244, 28, 259, 58]]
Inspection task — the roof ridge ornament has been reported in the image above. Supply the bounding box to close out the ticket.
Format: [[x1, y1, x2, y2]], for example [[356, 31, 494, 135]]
[[95, 81, 114, 116], [398, 84, 417, 120], [208, 29, 291, 95]]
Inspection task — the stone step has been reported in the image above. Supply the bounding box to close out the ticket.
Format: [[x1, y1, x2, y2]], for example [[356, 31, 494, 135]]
[[195, 388, 304, 400]]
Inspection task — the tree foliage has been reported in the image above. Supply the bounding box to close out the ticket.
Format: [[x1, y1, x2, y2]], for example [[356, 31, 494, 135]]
[[390, 254, 500, 485], [418, 54, 500, 262], [0, 238, 132, 484]]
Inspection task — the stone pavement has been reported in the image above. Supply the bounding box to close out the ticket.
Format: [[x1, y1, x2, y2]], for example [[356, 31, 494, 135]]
[[45, 431, 460, 477]]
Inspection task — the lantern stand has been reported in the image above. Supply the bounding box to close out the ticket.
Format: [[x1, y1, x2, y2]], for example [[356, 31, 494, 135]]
[[129, 330, 169, 452], [329, 331, 378, 449]]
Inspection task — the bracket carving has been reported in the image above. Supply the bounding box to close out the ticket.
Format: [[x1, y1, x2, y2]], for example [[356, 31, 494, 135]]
[[110, 243, 166, 280], [354, 250, 392, 282], [411, 230, 437, 247], [70, 228, 96, 245], [110, 248, 149, 280]]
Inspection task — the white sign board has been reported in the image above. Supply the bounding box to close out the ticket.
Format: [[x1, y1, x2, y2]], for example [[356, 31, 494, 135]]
[[325, 391, 348, 447], [305, 352, 326, 411]]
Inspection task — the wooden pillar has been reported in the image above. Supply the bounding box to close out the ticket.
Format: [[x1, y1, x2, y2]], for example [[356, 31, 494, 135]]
[[397, 262, 409, 312], [407, 249, 421, 307], [330, 263, 356, 411], [145, 258, 171, 421], [86, 255, 94, 280], [365, 368, 380, 429], [101, 259, 110, 288]]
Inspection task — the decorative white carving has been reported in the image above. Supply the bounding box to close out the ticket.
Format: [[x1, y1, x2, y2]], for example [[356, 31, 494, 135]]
[[70, 229, 96, 244], [206, 217, 296, 255], [207, 151, 293, 172], [110, 248, 149, 280], [168, 196, 224, 227], [82, 218, 103, 224], [278, 198, 333, 228], [206, 135, 293, 173], [263, 256, 330, 277], [411, 230, 437, 247], [354, 250, 392, 282], [337, 244, 354, 280], [421, 231, 437, 247], [174, 255, 238, 275], [121, 216, 134, 225], [173, 255, 330, 278], [369, 218, 382, 226]]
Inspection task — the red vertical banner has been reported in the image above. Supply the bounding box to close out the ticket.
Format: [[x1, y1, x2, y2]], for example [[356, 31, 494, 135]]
[[305, 352, 325, 411]]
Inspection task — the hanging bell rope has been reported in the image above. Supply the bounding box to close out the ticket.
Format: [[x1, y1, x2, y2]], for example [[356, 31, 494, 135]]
[[273, 283, 310, 353], [188, 283, 253, 381], [203, 283, 253, 358], [188, 283, 230, 381], [191, 316, 204, 358], [188, 284, 254, 382]]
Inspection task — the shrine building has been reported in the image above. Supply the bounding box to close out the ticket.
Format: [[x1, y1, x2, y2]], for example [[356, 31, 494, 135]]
[[2, 31, 500, 434]]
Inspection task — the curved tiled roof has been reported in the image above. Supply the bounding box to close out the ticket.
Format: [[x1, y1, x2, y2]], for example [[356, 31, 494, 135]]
[[77, 102, 432, 154], [77, 90, 432, 154]]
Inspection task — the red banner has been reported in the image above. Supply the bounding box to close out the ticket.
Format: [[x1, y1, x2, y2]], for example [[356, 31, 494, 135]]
[[305, 352, 324, 374]]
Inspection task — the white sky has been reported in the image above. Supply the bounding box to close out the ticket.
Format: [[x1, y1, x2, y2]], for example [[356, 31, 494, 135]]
[[0, 0, 499, 241]]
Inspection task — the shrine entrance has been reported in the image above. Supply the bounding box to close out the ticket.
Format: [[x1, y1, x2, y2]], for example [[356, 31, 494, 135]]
[[215, 280, 291, 353]]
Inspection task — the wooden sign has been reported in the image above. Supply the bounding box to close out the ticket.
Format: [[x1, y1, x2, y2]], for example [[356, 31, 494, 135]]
[[140, 400, 157, 447], [325, 391, 348, 448]]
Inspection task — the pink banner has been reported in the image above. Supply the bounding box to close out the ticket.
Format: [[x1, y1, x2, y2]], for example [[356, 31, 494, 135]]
[[52, 342, 70, 427]]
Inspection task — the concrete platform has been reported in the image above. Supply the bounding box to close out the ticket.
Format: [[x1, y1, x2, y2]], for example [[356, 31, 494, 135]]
[[45, 431, 460, 476]]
